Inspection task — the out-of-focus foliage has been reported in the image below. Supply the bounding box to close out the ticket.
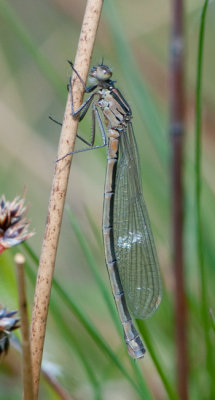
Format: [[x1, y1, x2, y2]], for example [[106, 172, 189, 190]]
[[0, 0, 215, 399]]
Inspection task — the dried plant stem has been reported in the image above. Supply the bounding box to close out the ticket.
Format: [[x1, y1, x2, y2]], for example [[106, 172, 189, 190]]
[[30, 0, 104, 397], [15, 253, 34, 400], [170, 1, 188, 399]]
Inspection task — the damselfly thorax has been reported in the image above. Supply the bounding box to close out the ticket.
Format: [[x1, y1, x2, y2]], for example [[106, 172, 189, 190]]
[[96, 87, 132, 134]]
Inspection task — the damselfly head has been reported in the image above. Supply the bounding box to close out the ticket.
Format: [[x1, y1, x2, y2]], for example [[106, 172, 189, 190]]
[[89, 65, 112, 82]]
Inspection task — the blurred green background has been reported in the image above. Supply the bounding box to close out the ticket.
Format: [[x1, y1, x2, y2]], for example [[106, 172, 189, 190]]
[[0, 0, 215, 399]]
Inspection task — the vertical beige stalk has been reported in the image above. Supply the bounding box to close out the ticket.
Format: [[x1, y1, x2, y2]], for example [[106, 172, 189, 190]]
[[30, 0, 104, 397], [15, 253, 34, 400]]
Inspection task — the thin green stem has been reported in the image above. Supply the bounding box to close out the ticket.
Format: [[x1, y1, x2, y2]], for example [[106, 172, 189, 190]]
[[195, 0, 214, 398], [66, 208, 120, 332], [137, 322, 180, 400], [49, 300, 102, 400]]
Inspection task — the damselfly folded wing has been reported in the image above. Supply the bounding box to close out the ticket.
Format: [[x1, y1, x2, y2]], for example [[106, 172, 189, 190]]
[[113, 122, 162, 319]]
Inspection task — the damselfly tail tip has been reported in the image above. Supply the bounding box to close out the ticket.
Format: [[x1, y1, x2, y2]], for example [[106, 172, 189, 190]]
[[126, 335, 146, 359], [127, 343, 145, 359]]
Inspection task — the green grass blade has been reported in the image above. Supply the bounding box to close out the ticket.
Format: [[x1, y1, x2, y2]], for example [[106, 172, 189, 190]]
[[194, 1, 215, 397], [84, 206, 103, 249], [209, 309, 215, 334], [49, 300, 102, 400], [66, 207, 121, 333], [137, 321, 180, 400]]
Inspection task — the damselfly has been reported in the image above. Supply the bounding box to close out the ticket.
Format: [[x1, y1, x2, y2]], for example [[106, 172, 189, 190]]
[[61, 61, 162, 359]]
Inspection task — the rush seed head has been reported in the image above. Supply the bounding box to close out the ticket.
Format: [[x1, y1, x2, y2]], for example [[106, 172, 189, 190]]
[[0, 194, 34, 254]]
